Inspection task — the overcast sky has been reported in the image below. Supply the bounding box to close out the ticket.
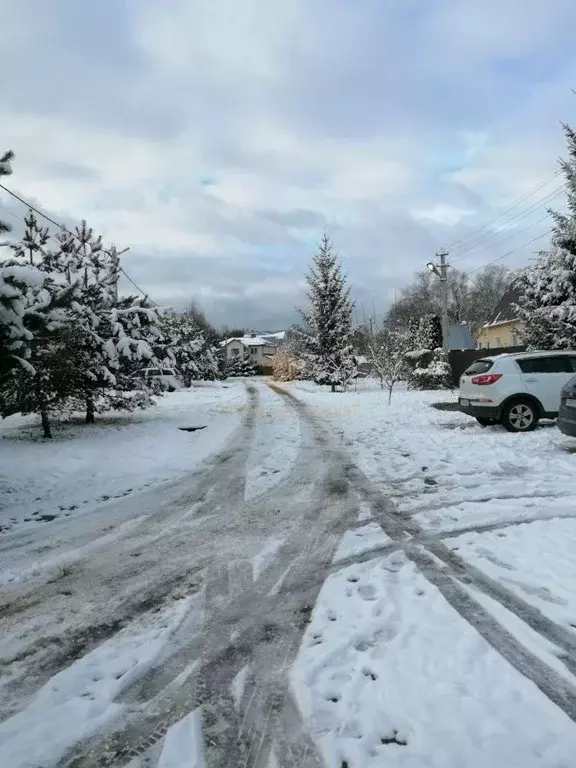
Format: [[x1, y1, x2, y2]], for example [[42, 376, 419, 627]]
[[1, 0, 576, 330]]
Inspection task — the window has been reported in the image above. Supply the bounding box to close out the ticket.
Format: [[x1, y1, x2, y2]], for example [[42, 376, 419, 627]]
[[494, 337, 501, 347], [464, 359, 494, 376], [162, 369, 173, 376], [231, 348, 240, 357], [517, 356, 576, 374], [250, 347, 258, 355]]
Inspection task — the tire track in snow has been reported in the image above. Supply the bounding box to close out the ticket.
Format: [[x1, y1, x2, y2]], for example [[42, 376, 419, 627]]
[[59, 382, 360, 768]]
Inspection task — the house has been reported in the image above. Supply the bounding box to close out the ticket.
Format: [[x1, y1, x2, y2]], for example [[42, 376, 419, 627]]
[[475, 281, 524, 349], [220, 332, 284, 372]]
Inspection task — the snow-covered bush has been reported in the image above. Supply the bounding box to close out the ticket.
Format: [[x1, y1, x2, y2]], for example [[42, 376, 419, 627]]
[[410, 352, 453, 390], [272, 350, 303, 382]]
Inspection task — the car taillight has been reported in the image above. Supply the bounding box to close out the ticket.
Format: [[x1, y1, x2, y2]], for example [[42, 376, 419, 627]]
[[471, 373, 502, 385]]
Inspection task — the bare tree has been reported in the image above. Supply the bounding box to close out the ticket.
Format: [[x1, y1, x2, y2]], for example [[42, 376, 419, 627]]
[[387, 264, 512, 335], [366, 327, 411, 404]]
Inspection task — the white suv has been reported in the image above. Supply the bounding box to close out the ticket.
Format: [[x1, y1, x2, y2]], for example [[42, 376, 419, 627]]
[[458, 350, 576, 432]]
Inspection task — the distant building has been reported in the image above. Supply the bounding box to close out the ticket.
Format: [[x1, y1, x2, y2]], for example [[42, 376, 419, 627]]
[[220, 331, 285, 372], [447, 323, 475, 350], [476, 281, 524, 349]]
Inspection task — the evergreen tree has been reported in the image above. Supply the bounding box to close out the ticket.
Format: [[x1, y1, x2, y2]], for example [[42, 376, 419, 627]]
[[1, 212, 81, 437], [517, 124, 576, 349], [227, 353, 260, 377], [160, 312, 219, 386], [298, 234, 356, 392], [50, 225, 162, 421]]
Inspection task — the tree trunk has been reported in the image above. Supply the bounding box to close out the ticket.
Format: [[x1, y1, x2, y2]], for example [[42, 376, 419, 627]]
[[85, 396, 95, 424], [388, 385, 393, 405], [331, 382, 336, 393], [40, 407, 52, 439], [380, 377, 385, 390]]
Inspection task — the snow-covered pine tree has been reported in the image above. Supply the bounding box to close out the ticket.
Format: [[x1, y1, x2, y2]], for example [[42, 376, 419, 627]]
[[298, 234, 356, 392], [405, 313, 451, 389], [160, 313, 204, 386], [1, 210, 81, 437], [227, 352, 259, 377], [517, 123, 576, 349], [50, 225, 162, 421]]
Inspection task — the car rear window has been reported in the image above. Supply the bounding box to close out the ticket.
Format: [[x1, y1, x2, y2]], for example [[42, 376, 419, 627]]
[[463, 359, 493, 375], [162, 369, 174, 375], [517, 356, 576, 374]]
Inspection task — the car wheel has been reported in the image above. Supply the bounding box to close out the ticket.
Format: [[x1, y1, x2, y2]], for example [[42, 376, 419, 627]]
[[475, 417, 495, 427], [167, 386, 175, 392], [501, 399, 539, 433]]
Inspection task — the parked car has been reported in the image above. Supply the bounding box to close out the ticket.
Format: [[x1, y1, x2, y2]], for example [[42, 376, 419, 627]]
[[458, 351, 576, 432], [558, 375, 576, 437], [133, 367, 182, 392]]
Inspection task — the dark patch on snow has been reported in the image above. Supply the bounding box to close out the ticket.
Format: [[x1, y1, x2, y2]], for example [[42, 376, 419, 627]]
[[178, 426, 207, 432], [431, 401, 459, 411], [298, 603, 313, 628], [424, 477, 438, 486], [325, 476, 349, 497], [381, 730, 407, 746], [260, 622, 280, 643]]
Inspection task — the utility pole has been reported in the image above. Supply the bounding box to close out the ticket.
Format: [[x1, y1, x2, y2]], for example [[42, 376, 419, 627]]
[[438, 248, 449, 360], [427, 248, 450, 359], [111, 246, 130, 303]]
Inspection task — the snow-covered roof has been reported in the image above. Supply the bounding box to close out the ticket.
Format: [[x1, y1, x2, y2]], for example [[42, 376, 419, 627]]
[[222, 335, 269, 347], [484, 281, 523, 327], [260, 330, 286, 340]]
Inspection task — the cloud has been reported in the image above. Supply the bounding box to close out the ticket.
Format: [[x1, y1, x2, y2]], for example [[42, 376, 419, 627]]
[[1, 0, 576, 328]]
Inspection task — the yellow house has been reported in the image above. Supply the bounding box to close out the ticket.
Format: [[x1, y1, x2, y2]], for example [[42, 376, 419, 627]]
[[476, 282, 525, 350]]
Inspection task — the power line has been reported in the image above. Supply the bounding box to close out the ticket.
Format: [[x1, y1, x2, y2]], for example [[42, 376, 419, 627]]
[[0, 182, 157, 305], [445, 168, 562, 251], [465, 230, 551, 277], [450, 185, 565, 262]]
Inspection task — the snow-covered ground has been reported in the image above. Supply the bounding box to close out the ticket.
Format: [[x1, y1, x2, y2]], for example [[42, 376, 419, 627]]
[[293, 379, 576, 536], [291, 379, 576, 765], [0, 597, 194, 768], [0, 382, 246, 534], [448, 517, 576, 630], [4, 376, 576, 767], [292, 552, 576, 768]]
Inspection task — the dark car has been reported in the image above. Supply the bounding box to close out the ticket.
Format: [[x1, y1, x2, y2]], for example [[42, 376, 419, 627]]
[[558, 375, 576, 437]]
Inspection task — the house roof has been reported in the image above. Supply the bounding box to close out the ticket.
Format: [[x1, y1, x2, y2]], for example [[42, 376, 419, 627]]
[[221, 335, 274, 347], [448, 323, 475, 350], [221, 330, 285, 348], [483, 280, 523, 327]]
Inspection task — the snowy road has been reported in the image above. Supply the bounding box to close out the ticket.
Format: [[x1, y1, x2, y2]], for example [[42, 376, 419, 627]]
[[3, 380, 576, 767]]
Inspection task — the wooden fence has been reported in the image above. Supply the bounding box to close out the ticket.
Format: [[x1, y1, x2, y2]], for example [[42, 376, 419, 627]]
[[448, 346, 526, 386]]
